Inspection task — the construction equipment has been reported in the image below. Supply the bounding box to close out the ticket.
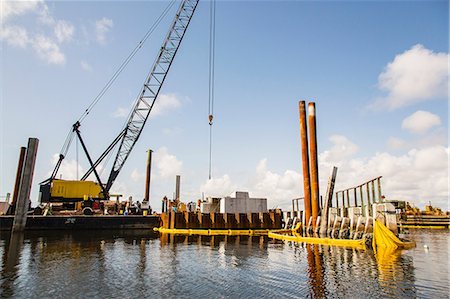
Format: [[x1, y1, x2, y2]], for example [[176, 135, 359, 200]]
[[39, 0, 199, 203]]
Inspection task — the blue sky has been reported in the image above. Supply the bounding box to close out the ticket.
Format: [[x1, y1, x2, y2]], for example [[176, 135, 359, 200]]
[[1, 0, 448, 210]]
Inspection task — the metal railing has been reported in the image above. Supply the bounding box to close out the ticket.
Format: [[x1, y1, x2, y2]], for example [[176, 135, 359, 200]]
[[334, 176, 383, 216]]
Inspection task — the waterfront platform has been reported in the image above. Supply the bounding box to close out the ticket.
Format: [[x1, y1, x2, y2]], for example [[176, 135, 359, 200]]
[[400, 215, 450, 228]]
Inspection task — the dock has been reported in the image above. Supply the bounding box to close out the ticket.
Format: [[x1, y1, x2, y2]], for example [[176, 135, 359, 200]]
[[400, 215, 450, 228]]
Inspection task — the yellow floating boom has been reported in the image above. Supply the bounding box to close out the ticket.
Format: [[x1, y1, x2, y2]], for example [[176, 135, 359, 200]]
[[372, 220, 416, 250], [154, 227, 269, 236], [268, 229, 367, 250]]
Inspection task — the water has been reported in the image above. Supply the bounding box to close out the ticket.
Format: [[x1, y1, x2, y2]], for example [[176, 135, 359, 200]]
[[0, 229, 448, 298]]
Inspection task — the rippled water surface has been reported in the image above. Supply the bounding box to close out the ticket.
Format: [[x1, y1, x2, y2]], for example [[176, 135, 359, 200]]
[[0, 229, 448, 298]]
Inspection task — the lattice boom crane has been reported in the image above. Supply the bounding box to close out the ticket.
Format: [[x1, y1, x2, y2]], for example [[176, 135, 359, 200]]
[[40, 0, 199, 203]]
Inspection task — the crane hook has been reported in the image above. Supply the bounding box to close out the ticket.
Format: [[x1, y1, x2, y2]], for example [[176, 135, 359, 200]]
[[208, 114, 213, 125]]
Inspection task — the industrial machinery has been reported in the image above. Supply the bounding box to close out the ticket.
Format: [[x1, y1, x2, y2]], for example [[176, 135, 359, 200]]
[[39, 0, 199, 203]]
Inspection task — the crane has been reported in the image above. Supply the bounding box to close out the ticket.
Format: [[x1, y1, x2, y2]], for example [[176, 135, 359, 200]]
[[39, 0, 200, 204]]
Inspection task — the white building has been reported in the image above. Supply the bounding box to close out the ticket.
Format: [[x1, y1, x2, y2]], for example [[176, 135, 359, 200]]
[[200, 191, 267, 214]]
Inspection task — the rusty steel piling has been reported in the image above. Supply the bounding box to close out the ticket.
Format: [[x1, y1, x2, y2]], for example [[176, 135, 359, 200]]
[[319, 166, 338, 235], [10, 147, 26, 214], [299, 101, 312, 226], [144, 149, 153, 202], [308, 102, 320, 228], [175, 175, 181, 201], [12, 138, 39, 232]]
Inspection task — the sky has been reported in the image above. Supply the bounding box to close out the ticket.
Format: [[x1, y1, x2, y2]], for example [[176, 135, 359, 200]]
[[1, 0, 448, 211]]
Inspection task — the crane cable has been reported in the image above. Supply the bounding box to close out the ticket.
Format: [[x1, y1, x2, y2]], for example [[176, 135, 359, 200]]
[[56, 0, 177, 161], [208, 0, 216, 180]]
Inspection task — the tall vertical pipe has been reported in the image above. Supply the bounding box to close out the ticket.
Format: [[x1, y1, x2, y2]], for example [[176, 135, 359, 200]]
[[11, 147, 26, 211], [144, 149, 153, 202], [299, 101, 312, 225], [175, 175, 181, 201], [308, 102, 320, 228]]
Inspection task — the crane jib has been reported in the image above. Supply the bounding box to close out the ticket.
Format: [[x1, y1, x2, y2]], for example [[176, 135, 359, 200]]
[[105, 0, 200, 192]]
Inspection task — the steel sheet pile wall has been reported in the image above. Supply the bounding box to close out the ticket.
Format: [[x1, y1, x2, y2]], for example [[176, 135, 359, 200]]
[[160, 211, 283, 229]]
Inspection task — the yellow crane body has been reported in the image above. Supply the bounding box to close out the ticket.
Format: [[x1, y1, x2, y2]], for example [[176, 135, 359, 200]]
[[44, 179, 104, 202]]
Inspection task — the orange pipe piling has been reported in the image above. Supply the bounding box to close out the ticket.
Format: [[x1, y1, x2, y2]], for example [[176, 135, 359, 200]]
[[299, 101, 312, 226], [308, 102, 320, 228]]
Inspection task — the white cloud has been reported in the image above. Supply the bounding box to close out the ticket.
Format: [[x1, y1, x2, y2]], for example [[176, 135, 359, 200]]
[[317, 135, 449, 209], [200, 175, 236, 198], [95, 17, 113, 45], [37, 2, 55, 25], [54, 20, 74, 43], [80, 60, 93, 72], [1, 0, 73, 65], [198, 160, 303, 210], [319, 134, 359, 166], [402, 110, 441, 134], [131, 169, 144, 182], [1, 0, 43, 23], [373, 44, 448, 110], [413, 146, 448, 171], [387, 137, 406, 150], [0, 25, 28, 48], [250, 159, 302, 209], [151, 93, 183, 116], [32, 35, 65, 65], [50, 154, 84, 180], [163, 127, 183, 136], [112, 106, 129, 118], [154, 147, 182, 179]]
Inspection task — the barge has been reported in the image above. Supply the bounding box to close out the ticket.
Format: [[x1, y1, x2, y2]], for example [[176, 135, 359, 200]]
[[0, 215, 160, 231]]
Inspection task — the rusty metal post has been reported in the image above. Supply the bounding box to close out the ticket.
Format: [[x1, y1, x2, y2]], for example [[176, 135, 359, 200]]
[[319, 166, 338, 235], [308, 102, 320, 228], [292, 199, 295, 217], [175, 175, 181, 201], [359, 186, 364, 209], [299, 101, 312, 226], [11, 147, 26, 213], [341, 191, 345, 208], [371, 180, 376, 203], [296, 199, 299, 217], [12, 138, 39, 232], [366, 183, 372, 216], [366, 183, 371, 204], [144, 149, 153, 202], [377, 177, 382, 201], [353, 188, 357, 207], [346, 190, 350, 207], [335, 192, 339, 208]]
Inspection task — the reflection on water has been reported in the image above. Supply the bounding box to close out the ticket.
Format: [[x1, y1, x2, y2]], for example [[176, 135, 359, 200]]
[[0, 229, 448, 298]]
